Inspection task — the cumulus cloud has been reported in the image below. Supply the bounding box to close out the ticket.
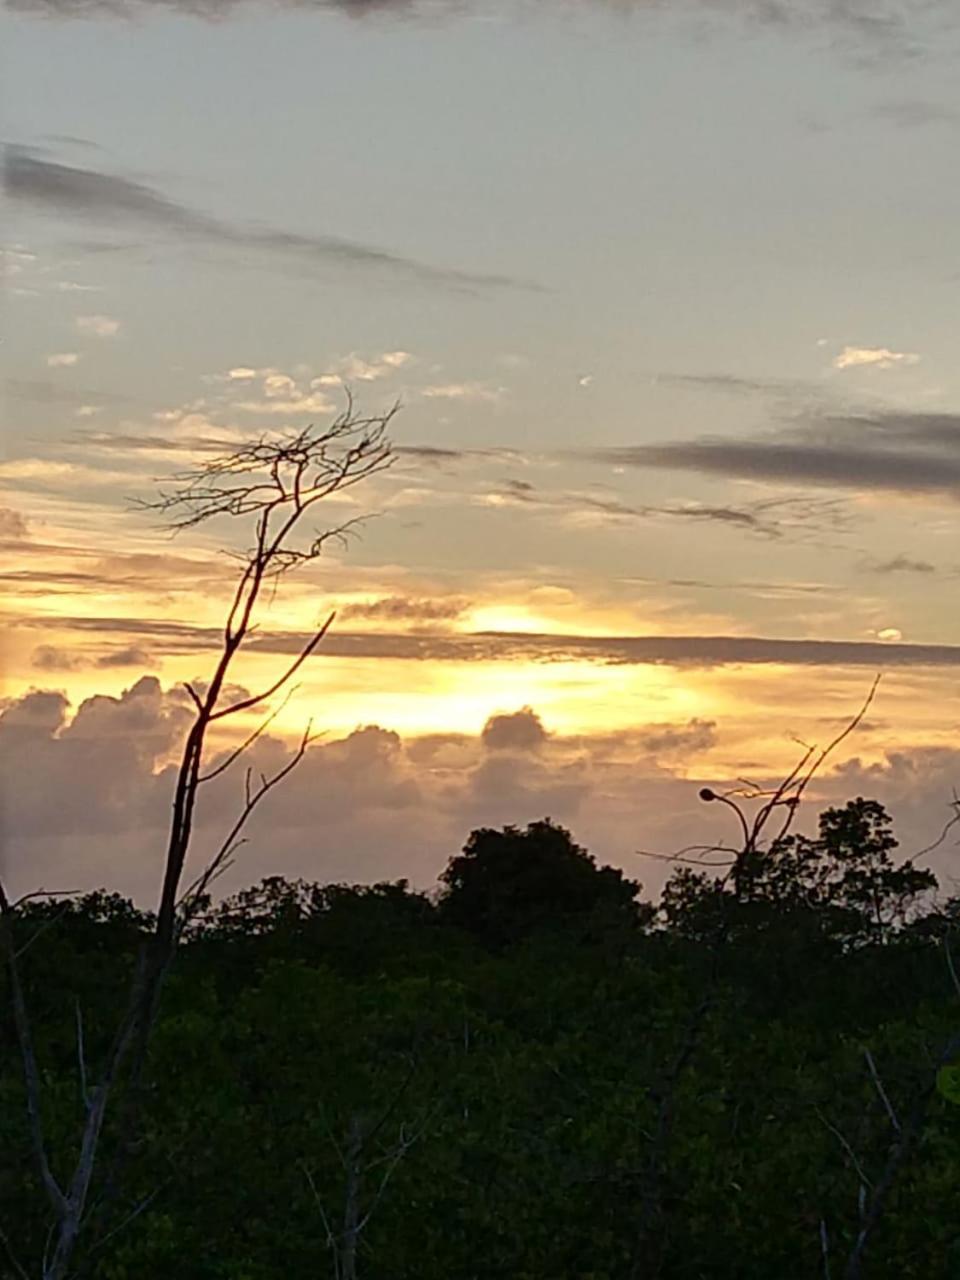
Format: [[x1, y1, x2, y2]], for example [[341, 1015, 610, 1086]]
[[832, 345, 920, 370], [0, 680, 671, 900], [481, 706, 549, 753], [46, 351, 79, 367], [3, 149, 531, 293], [335, 351, 413, 382], [3, 676, 956, 909], [204, 355, 411, 417], [75, 313, 120, 337]]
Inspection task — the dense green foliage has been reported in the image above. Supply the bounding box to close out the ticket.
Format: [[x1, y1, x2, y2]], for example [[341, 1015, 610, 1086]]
[[3, 804, 960, 1278]]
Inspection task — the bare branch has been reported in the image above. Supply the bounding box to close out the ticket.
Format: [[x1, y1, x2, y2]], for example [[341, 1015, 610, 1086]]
[[177, 723, 316, 913], [943, 933, 960, 1002], [76, 1000, 90, 1112], [197, 686, 298, 783], [211, 614, 335, 720], [4, 398, 397, 1280], [0, 1223, 30, 1280], [814, 1106, 874, 1191], [0, 882, 68, 1218], [819, 1218, 832, 1280], [863, 1049, 900, 1134], [183, 682, 204, 712]]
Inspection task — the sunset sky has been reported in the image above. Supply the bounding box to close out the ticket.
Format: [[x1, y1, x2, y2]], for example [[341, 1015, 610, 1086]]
[[3, 0, 960, 901]]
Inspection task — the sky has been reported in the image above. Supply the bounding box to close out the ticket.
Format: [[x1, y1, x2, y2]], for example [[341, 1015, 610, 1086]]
[[3, 0, 960, 903]]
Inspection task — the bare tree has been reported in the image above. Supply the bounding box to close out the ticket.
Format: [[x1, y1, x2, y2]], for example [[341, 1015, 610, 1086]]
[[301, 1092, 439, 1280], [629, 678, 879, 1277], [817, 932, 960, 1280], [0, 403, 396, 1280]]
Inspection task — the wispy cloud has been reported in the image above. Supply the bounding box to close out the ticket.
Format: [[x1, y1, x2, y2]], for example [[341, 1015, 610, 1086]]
[[8, 0, 953, 56], [0, 508, 29, 539], [21, 614, 960, 669], [5, 377, 129, 406], [832, 345, 920, 370], [869, 554, 937, 574], [46, 352, 80, 367], [339, 594, 470, 624], [75, 313, 120, 337], [481, 476, 851, 540], [3, 147, 534, 293], [872, 98, 959, 127], [581, 410, 960, 499], [421, 382, 504, 404]]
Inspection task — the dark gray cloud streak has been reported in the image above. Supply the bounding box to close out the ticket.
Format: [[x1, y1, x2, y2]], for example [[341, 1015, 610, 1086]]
[[583, 411, 960, 499], [6, 0, 952, 49], [3, 148, 531, 292], [25, 615, 960, 667]]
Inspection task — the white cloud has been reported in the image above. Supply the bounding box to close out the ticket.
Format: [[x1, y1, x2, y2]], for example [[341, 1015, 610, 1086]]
[[832, 346, 920, 370], [46, 352, 79, 367], [234, 390, 336, 416], [338, 350, 413, 382], [421, 382, 503, 404], [263, 372, 297, 398], [75, 314, 120, 338], [578, 374, 594, 388], [227, 367, 258, 381]]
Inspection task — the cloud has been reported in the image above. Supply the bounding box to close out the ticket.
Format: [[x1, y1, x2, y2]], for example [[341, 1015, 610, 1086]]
[[872, 99, 958, 127], [5, 377, 128, 406], [24, 614, 960, 669], [0, 678, 668, 901], [31, 644, 82, 671], [481, 706, 549, 753], [0, 508, 29, 539], [339, 594, 469, 624], [95, 643, 156, 668], [75, 313, 120, 337], [638, 717, 717, 757], [3, 674, 957, 910], [7, 0, 953, 56], [3, 148, 532, 293], [870, 554, 937, 574], [421, 382, 503, 404], [581, 410, 960, 499], [46, 351, 80, 367], [335, 351, 413, 382], [481, 477, 849, 540], [832, 345, 920, 370], [656, 372, 814, 398]]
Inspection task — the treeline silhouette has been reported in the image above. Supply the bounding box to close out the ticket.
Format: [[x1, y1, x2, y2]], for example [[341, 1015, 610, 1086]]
[[3, 800, 960, 1278]]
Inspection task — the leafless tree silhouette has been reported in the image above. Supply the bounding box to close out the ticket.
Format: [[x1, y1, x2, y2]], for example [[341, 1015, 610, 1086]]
[[0, 401, 397, 1280]]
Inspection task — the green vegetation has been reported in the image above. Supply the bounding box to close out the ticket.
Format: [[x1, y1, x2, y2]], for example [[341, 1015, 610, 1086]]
[[2, 801, 960, 1279]]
